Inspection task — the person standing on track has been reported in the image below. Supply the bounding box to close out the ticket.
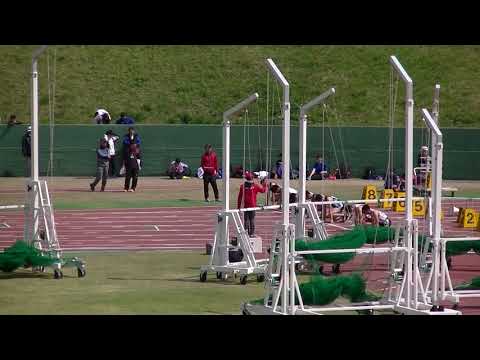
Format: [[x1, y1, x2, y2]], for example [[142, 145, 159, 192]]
[[124, 143, 142, 192], [201, 144, 220, 203], [90, 138, 110, 192], [104, 129, 119, 177], [237, 171, 267, 236]]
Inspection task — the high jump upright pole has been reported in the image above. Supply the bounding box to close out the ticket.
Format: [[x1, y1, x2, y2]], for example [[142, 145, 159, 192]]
[[266, 59, 290, 314], [219, 93, 259, 266], [421, 108, 443, 309], [30, 45, 48, 244], [390, 55, 414, 307], [296, 87, 335, 240]]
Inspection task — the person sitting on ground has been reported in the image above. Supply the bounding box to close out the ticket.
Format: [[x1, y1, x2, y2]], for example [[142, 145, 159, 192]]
[[269, 182, 298, 206], [124, 143, 142, 192], [271, 154, 283, 179], [237, 171, 268, 237], [90, 138, 110, 192], [21, 126, 32, 176], [308, 155, 328, 180], [8, 114, 22, 127], [354, 204, 391, 227], [116, 112, 135, 125], [168, 158, 191, 179], [104, 130, 119, 177], [92, 109, 111, 124]]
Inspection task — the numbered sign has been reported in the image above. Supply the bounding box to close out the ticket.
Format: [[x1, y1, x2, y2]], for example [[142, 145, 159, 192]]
[[461, 208, 478, 228], [362, 185, 377, 201], [412, 199, 426, 217], [393, 191, 406, 212], [381, 189, 394, 209], [426, 172, 432, 191]]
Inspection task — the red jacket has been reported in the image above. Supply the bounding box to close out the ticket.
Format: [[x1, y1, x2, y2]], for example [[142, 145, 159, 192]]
[[201, 152, 218, 175], [238, 182, 267, 209]]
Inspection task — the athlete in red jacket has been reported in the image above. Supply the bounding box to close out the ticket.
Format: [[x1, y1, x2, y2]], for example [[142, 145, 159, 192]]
[[237, 171, 267, 236], [201, 144, 219, 202]]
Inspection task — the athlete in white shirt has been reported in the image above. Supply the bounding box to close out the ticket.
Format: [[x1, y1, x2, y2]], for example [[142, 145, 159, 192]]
[[103, 130, 119, 176]]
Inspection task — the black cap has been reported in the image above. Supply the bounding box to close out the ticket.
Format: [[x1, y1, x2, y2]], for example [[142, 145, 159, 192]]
[[106, 130, 113, 135], [175, 158, 181, 163]]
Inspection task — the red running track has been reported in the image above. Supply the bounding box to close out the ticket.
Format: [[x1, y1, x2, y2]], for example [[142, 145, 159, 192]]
[[1, 201, 480, 313]]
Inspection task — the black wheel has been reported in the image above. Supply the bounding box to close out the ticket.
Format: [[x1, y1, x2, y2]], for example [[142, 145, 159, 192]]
[[54, 269, 63, 279], [200, 271, 207, 282], [240, 275, 248, 285], [256, 274, 265, 282], [216, 272, 222, 279], [332, 264, 341, 274], [77, 268, 86, 278], [452, 303, 459, 310]]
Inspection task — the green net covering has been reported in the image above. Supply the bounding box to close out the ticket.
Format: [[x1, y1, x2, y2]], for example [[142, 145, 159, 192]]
[[454, 276, 480, 290], [296, 227, 367, 264], [298, 273, 381, 305], [0, 240, 58, 273], [446, 240, 480, 257], [362, 225, 395, 244]]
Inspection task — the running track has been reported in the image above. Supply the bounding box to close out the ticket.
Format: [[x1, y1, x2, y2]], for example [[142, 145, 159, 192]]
[[1, 200, 480, 313]]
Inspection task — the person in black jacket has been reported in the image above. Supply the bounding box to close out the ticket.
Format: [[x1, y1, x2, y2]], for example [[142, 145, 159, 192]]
[[21, 126, 31, 177], [124, 143, 142, 192]]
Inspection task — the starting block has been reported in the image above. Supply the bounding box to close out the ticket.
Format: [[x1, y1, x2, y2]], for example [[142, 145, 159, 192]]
[[393, 191, 406, 212], [460, 208, 478, 228], [380, 189, 394, 209], [362, 185, 377, 200]]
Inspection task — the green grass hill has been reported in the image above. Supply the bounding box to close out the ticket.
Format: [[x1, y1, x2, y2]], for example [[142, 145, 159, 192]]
[[1, 45, 479, 127]]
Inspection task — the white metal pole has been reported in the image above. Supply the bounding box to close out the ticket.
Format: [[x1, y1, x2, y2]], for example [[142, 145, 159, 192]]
[[421, 108, 443, 307], [295, 88, 335, 240], [30, 46, 47, 244], [221, 93, 259, 266], [266, 58, 290, 314], [390, 55, 414, 307], [221, 114, 230, 266], [296, 110, 307, 240]]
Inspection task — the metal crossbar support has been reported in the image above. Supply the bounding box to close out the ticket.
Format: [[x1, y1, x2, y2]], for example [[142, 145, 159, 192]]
[[296, 87, 335, 240]]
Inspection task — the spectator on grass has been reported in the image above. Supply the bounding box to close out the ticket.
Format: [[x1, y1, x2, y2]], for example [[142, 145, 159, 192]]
[[116, 112, 135, 125], [104, 130, 120, 177], [167, 158, 191, 179], [201, 144, 219, 203], [21, 126, 31, 177], [124, 143, 142, 192], [308, 155, 328, 180], [92, 109, 111, 124], [89, 138, 110, 192], [8, 114, 22, 127]]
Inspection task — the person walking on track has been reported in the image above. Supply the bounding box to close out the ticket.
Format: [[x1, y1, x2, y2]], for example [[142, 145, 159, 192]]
[[201, 144, 219, 203], [90, 138, 110, 192]]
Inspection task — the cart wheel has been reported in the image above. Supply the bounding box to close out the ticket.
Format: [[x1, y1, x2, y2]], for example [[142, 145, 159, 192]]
[[256, 274, 265, 282], [54, 269, 63, 279], [200, 271, 207, 282], [240, 275, 248, 285], [216, 272, 222, 279], [77, 268, 86, 278], [332, 264, 341, 274]]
